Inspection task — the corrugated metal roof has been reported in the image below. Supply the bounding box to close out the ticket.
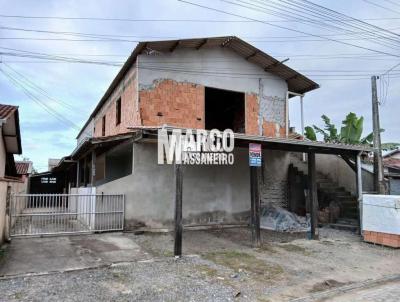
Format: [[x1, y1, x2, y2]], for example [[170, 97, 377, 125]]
[[77, 36, 319, 138], [0, 104, 17, 120], [132, 126, 372, 153]]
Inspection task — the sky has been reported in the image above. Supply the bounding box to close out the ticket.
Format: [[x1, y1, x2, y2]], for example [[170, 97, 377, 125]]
[[0, 0, 400, 172]]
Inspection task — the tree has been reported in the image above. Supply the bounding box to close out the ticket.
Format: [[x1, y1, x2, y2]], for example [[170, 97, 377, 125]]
[[304, 112, 378, 145]]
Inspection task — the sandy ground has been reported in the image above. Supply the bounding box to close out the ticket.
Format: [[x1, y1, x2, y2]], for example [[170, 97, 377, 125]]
[[0, 227, 399, 301]]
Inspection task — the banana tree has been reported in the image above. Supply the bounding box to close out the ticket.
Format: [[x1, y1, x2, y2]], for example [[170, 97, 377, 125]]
[[305, 112, 377, 145]]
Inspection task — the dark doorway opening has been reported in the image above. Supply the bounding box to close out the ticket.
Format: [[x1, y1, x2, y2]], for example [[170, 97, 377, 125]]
[[205, 87, 245, 133]]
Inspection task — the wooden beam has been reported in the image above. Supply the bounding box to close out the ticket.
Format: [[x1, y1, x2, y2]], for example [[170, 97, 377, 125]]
[[196, 39, 207, 50], [340, 155, 356, 172], [174, 163, 183, 257], [221, 36, 234, 47], [264, 58, 289, 72], [137, 42, 147, 54], [355, 153, 363, 235], [308, 152, 319, 240], [170, 41, 180, 52], [246, 51, 258, 60], [250, 166, 261, 248], [286, 74, 298, 81]]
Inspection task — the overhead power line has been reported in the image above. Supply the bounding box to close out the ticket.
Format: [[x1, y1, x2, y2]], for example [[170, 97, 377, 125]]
[[225, 0, 400, 51], [2, 62, 85, 114], [3, 25, 400, 40], [362, 0, 400, 15], [178, 0, 400, 58], [0, 68, 81, 130], [1, 14, 400, 22]]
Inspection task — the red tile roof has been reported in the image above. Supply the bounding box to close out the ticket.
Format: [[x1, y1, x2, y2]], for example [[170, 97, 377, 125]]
[[384, 158, 400, 169], [15, 161, 32, 175], [0, 104, 17, 120]]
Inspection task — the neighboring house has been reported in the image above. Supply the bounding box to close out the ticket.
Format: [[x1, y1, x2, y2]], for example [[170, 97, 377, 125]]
[[0, 104, 22, 243], [383, 149, 400, 195], [48, 158, 60, 171], [54, 36, 368, 230], [29, 170, 66, 194], [15, 160, 33, 192]]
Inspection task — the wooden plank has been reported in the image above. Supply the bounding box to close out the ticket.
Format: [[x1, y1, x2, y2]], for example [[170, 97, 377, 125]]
[[250, 166, 261, 247], [174, 163, 183, 257], [308, 152, 319, 240]]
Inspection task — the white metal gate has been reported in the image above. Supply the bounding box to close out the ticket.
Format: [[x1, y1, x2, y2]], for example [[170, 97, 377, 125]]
[[10, 194, 124, 237]]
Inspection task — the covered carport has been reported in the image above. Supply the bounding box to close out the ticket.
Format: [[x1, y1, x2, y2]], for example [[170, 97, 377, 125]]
[[139, 129, 371, 257]]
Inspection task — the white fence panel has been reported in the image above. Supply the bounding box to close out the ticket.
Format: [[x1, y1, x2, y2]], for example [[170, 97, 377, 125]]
[[10, 191, 124, 237], [363, 194, 400, 235]]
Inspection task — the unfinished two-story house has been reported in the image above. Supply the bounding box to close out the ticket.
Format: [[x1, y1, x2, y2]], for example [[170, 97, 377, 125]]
[[55, 37, 368, 249]]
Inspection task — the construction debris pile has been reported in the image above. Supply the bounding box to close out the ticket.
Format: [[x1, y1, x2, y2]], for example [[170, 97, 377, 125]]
[[260, 204, 310, 232]]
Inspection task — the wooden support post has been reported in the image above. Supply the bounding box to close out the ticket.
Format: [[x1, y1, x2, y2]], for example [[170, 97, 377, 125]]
[[83, 156, 87, 186], [76, 160, 80, 188], [174, 163, 183, 257], [91, 150, 96, 187], [308, 152, 319, 240], [355, 153, 363, 235], [250, 166, 261, 248]]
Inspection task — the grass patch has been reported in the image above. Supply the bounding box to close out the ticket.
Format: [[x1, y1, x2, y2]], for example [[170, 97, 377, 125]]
[[256, 244, 277, 254], [203, 251, 283, 281], [112, 271, 128, 281], [13, 292, 23, 300], [195, 264, 219, 278], [278, 244, 310, 256]]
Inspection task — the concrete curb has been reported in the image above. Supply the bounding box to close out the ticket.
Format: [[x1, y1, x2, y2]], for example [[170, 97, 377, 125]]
[[290, 274, 400, 302]]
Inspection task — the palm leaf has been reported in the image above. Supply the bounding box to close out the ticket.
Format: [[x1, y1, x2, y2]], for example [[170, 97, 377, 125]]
[[304, 126, 317, 141]]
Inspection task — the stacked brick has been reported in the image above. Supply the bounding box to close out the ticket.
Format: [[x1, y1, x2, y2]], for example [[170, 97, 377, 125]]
[[94, 68, 139, 138], [140, 80, 205, 129], [245, 93, 259, 135], [364, 230, 400, 248]]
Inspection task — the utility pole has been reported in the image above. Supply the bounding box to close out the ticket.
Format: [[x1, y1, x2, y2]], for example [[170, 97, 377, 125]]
[[371, 76, 385, 194]]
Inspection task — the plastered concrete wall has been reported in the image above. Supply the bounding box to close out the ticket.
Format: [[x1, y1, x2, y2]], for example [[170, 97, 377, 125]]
[[315, 154, 374, 194], [97, 142, 251, 229], [138, 47, 288, 137], [93, 62, 139, 137]]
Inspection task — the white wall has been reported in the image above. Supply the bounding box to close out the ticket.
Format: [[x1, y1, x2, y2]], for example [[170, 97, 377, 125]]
[[363, 194, 400, 235]]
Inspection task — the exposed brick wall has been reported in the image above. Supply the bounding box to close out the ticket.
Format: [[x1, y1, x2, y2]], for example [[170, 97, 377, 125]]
[[364, 230, 400, 248], [139, 79, 205, 129], [245, 93, 259, 135], [262, 120, 286, 138], [94, 65, 139, 137], [93, 74, 287, 138]]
